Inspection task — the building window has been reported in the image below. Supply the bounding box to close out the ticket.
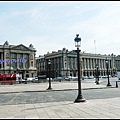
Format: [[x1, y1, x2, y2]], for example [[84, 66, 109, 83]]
[[30, 54, 33, 60], [65, 63, 66, 68], [19, 62, 23, 69], [12, 62, 17, 69], [31, 61, 33, 67], [18, 54, 22, 59], [11, 53, 17, 59], [25, 62, 29, 68], [24, 54, 29, 59]]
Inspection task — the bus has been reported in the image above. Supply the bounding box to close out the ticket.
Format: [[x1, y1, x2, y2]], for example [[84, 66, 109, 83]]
[[0, 73, 22, 85]]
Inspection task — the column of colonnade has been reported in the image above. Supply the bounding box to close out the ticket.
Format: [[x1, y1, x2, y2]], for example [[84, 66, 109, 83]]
[[17, 54, 19, 69], [90, 58, 92, 69], [1, 53, 3, 68], [98, 59, 101, 76], [101, 59, 103, 70], [56, 57, 58, 76], [90, 58, 92, 76], [92, 59, 94, 75], [57, 57, 60, 75], [104, 60, 106, 76], [87, 58, 90, 76], [83, 58, 86, 76]]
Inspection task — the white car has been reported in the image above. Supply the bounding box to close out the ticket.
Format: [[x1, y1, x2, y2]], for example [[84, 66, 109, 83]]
[[71, 76, 78, 81], [84, 76, 88, 79], [32, 77, 38, 82], [65, 76, 72, 81], [25, 77, 34, 82], [65, 76, 78, 81], [21, 78, 28, 83]]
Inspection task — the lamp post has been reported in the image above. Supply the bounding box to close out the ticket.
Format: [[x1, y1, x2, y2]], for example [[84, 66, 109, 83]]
[[74, 34, 86, 103], [47, 59, 52, 90], [17, 68, 21, 84], [95, 65, 99, 85], [105, 58, 111, 86], [9, 67, 10, 74], [112, 68, 116, 77]]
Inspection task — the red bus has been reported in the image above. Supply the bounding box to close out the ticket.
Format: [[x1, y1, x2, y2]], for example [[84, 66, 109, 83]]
[[0, 73, 17, 85]]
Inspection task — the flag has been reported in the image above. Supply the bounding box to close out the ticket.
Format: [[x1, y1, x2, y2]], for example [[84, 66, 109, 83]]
[[94, 40, 96, 44]]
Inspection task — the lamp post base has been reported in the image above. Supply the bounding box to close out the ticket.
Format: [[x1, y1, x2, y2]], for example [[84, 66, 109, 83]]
[[106, 84, 111, 87], [74, 98, 86, 103], [74, 95, 86, 103], [95, 81, 99, 85], [46, 87, 52, 90]]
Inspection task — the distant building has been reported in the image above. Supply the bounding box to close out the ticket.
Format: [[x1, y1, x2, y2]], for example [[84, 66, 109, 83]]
[[36, 48, 118, 78], [0, 41, 37, 78], [36, 55, 46, 76], [115, 55, 120, 71]]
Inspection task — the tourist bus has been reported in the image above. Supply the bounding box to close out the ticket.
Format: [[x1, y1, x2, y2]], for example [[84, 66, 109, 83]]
[[0, 73, 22, 85]]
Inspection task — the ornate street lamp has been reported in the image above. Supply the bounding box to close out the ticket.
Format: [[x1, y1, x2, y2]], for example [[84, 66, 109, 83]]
[[74, 34, 86, 103], [105, 58, 111, 86], [47, 59, 52, 90]]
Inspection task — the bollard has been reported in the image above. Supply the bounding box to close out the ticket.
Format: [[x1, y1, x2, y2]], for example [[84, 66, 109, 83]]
[[116, 81, 118, 88]]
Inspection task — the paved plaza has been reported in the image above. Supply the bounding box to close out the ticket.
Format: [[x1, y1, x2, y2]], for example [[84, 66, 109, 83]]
[[0, 80, 120, 119]]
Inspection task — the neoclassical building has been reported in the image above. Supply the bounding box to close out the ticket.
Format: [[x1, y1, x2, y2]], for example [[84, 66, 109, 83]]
[[0, 41, 37, 78], [36, 48, 118, 78]]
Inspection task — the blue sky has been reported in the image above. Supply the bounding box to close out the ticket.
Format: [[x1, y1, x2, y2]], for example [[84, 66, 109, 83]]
[[0, 1, 120, 57]]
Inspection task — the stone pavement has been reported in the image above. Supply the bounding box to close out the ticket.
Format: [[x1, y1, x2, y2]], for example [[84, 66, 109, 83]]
[[0, 80, 120, 119]]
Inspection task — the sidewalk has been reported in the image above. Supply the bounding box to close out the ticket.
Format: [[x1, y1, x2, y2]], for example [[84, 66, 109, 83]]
[[0, 81, 120, 119]]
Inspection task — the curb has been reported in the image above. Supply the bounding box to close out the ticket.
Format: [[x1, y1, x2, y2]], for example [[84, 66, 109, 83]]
[[0, 86, 116, 94]]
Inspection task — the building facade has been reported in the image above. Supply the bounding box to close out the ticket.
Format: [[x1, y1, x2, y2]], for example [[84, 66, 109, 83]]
[[36, 48, 118, 78], [0, 41, 37, 78]]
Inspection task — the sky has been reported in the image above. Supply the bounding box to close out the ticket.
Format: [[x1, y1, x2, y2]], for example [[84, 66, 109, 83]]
[[0, 1, 120, 57]]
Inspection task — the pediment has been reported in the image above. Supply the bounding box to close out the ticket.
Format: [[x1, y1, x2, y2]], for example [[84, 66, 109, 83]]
[[11, 44, 31, 51]]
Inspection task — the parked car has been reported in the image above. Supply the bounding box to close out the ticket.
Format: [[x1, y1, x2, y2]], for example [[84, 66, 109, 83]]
[[72, 76, 78, 81], [88, 76, 94, 79], [21, 78, 25, 83], [21, 78, 28, 84], [32, 76, 38, 83], [53, 77, 62, 82], [102, 76, 107, 78], [65, 76, 72, 81], [84, 76, 88, 79], [65, 76, 78, 81], [24, 77, 34, 82], [46, 78, 53, 81]]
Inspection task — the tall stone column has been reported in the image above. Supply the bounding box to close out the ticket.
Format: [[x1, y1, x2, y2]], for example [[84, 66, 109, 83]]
[[84, 58, 86, 69]]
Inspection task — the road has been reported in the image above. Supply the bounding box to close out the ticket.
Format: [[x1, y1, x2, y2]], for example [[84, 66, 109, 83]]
[[0, 77, 120, 106]]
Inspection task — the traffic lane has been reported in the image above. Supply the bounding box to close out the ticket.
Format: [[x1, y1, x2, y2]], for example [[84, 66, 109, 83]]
[[0, 87, 120, 106]]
